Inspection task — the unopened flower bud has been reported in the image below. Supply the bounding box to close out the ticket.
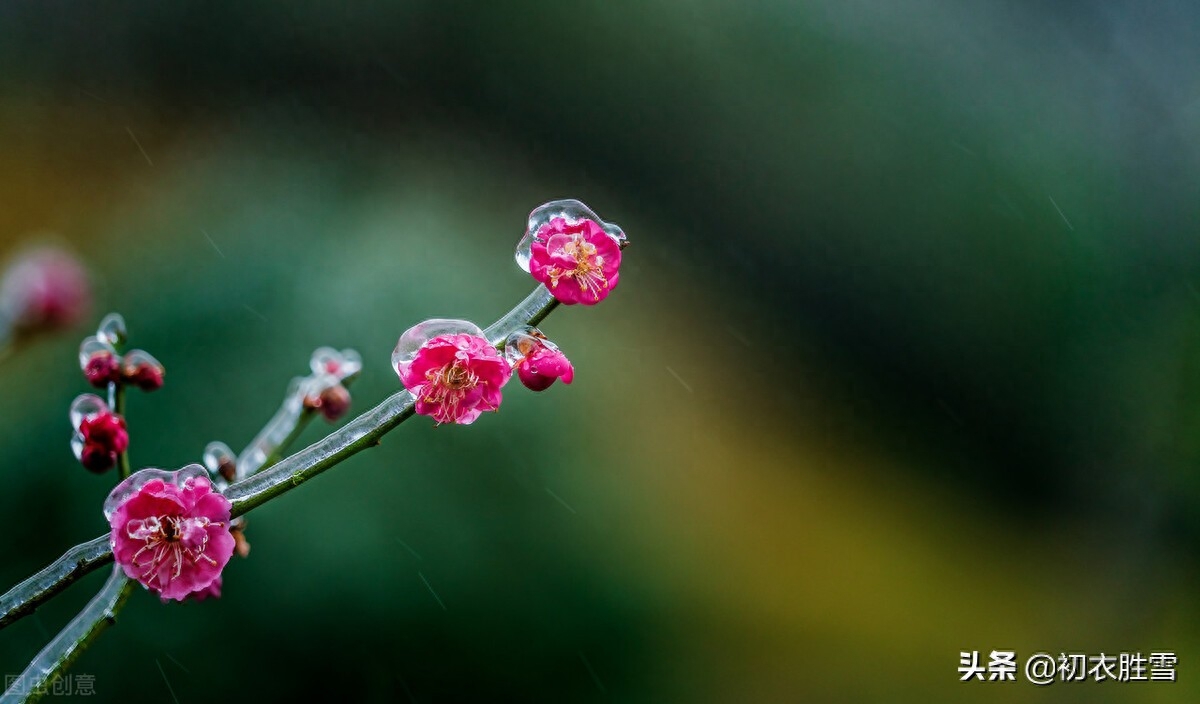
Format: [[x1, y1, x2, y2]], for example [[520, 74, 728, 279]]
[[121, 349, 164, 391], [317, 384, 351, 421], [83, 351, 121, 388]]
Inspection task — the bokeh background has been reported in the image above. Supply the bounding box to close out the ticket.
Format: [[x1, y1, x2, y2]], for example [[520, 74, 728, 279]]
[[2, 1, 1199, 701]]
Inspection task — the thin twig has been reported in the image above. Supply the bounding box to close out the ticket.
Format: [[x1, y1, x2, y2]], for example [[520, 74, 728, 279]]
[[112, 385, 130, 480]]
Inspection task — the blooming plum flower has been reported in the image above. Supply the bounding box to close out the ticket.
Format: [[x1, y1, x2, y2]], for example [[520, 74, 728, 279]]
[[69, 394, 128, 473], [517, 199, 626, 305], [105, 466, 235, 602], [392, 319, 511, 425], [505, 329, 574, 391]]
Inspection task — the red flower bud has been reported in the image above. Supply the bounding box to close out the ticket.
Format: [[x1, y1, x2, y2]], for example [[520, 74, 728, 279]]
[[83, 351, 121, 388]]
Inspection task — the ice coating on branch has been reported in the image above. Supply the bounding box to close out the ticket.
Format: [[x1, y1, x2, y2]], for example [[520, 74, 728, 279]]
[[392, 319, 511, 425], [516, 199, 626, 305], [302, 348, 361, 421], [106, 467, 234, 601], [236, 346, 362, 477], [504, 329, 575, 391]]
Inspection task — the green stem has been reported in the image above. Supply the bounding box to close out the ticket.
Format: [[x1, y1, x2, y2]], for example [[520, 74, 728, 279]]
[[0, 284, 558, 657], [111, 384, 130, 479]]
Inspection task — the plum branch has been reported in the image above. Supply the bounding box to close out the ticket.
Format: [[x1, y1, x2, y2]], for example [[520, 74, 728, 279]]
[[0, 285, 558, 702]]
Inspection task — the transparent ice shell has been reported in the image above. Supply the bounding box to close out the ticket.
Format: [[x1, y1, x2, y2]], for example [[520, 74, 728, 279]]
[[70, 432, 86, 462], [503, 327, 558, 366], [102, 464, 208, 521], [391, 318, 485, 378], [78, 336, 115, 370], [203, 441, 237, 489], [121, 348, 163, 375], [68, 393, 108, 429], [96, 313, 127, 348], [515, 199, 626, 273], [310, 347, 362, 382]]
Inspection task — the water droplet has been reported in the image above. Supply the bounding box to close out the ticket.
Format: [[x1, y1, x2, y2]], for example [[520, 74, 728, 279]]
[[69, 393, 108, 429], [391, 318, 485, 377], [102, 464, 208, 520], [96, 313, 127, 348], [516, 199, 626, 272]]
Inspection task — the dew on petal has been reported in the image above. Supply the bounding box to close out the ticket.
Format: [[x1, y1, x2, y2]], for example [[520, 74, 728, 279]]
[[69, 393, 108, 429], [391, 318, 485, 378], [516, 199, 626, 272], [96, 312, 127, 348]]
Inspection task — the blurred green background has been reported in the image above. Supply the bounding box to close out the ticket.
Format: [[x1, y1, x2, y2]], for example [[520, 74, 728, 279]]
[[1, 1, 1199, 701]]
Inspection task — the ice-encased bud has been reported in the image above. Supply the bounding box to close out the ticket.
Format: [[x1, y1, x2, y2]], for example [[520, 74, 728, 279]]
[[502, 327, 548, 365], [203, 441, 238, 485], [96, 312, 127, 348], [504, 328, 574, 391], [79, 336, 121, 387], [69, 393, 108, 429], [121, 348, 164, 391], [310, 347, 362, 382], [516, 199, 626, 273]]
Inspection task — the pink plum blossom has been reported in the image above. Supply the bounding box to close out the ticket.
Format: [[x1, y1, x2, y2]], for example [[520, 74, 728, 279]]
[[394, 322, 511, 425], [528, 217, 623, 305], [518, 346, 574, 391], [107, 469, 235, 602]]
